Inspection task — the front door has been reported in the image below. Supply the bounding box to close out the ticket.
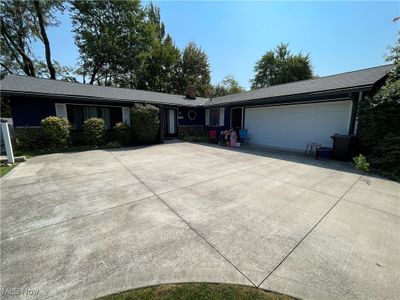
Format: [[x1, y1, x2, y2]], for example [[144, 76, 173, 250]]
[[165, 108, 177, 137], [231, 108, 243, 131]]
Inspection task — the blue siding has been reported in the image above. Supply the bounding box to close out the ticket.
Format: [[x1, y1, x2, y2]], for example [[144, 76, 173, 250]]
[[11, 97, 56, 127], [177, 107, 205, 126]]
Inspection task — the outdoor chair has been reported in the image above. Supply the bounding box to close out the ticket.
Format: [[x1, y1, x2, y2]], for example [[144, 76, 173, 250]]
[[208, 130, 218, 143], [305, 142, 320, 158], [239, 129, 250, 144]]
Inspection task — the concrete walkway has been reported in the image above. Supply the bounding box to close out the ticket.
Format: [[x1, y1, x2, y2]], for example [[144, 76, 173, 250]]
[[1, 142, 399, 299]]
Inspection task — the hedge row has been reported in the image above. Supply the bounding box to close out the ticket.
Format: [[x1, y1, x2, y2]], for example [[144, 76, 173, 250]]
[[13, 104, 160, 153]]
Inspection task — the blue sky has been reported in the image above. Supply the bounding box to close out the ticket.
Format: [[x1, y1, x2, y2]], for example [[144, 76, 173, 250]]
[[33, 1, 399, 90]]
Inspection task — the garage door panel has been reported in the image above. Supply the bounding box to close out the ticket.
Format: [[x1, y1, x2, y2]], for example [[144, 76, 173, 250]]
[[245, 101, 352, 150]]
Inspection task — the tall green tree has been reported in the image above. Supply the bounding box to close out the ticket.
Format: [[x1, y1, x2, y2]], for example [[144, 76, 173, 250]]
[[212, 75, 245, 97], [136, 35, 181, 93], [70, 0, 153, 87], [251, 43, 313, 89], [179, 42, 211, 97], [135, 3, 180, 93], [0, 0, 64, 79]]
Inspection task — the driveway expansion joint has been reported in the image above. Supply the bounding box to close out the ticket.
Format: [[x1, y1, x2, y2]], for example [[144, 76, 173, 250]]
[[256, 175, 362, 287], [108, 151, 258, 287], [342, 198, 400, 218], [1, 195, 154, 241]]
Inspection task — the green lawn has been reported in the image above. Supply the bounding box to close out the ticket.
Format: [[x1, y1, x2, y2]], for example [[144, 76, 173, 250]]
[[0, 163, 17, 177], [97, 283, 294, 300]]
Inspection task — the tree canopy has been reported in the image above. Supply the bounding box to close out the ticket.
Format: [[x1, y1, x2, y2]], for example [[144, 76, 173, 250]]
[[1, 1, 323, 98], [250, 43, 313, 89], [135, 3, 181, 93], [212, 75, 244, 97], [179, 42, 212, 97], [70, 0, 153, 87], [0, 0, 65, 79]]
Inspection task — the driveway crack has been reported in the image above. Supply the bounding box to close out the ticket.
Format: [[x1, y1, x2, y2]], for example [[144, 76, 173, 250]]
[[257, 175, 362, 287], [109, 152, 258, 287]]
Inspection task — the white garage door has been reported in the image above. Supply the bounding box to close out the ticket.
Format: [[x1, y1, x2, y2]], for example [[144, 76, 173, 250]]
[[245, 100, 352, 150]]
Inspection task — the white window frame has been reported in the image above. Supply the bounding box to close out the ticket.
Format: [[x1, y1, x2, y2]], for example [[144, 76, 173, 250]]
[[206, 108, 224, 127], [122, 107, 131, 126], [219, 108, 225, 127], [55, 103, 67, 118]]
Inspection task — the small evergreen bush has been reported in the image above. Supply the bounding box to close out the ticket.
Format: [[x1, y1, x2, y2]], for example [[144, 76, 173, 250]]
[[113, 122, 131, 145], [40, 116, 71, 151], [84, 118, 105, 146]]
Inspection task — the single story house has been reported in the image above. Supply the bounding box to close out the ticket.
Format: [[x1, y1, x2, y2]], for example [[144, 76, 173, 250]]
[[0, 64, 392, 151]]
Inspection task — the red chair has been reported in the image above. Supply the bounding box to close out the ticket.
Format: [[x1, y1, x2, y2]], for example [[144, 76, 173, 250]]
[[208, 130, 217, 141]]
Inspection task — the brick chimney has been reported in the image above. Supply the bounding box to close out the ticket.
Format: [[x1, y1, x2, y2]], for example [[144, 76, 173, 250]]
[[186, 85, 197, 100]]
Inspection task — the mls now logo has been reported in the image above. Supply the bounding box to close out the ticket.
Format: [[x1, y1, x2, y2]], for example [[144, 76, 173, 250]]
[[1, 288, 40, 296]]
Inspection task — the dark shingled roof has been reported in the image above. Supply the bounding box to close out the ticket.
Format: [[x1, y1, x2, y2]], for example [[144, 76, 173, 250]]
[[204, 64, 393, 107], [0, 64, 393, 107], [0, 74, 209, 107]]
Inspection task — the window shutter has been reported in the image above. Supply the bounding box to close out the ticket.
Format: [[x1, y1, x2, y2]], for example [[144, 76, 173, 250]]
[[219, 108, 225, 127], [55, 103, 67, 118], [122, 107, 131, 126], [205, 109, 210, 126]]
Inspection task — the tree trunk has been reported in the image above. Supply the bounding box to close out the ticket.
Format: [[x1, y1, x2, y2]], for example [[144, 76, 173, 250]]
[[89, 66, 99, 85], [33, 0, 56, 79]]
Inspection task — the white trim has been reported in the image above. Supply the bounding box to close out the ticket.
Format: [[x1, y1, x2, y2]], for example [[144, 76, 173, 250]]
[[167, 108, 177, 135], [122, 107, 131, 126], [55, 103, 67, 118], [1, 122, 14, 163], [219, 108, 225, 127], [205, 109, 210, 126]]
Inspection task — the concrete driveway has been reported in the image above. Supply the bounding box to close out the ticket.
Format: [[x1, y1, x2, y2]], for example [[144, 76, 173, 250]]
[[1, 142, 399, 299]]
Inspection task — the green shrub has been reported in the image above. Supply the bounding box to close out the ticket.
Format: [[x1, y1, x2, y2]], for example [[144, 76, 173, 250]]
[[353, 154, 370, 172], [83, 118, 105, 146], [131, 104, 160, 144], [40, 116, 71, 151], [105, 141, 121, 148], [182, 136, 209, 143], [357, 42, 400, 180], [13, 128, 44, 152], [369, 133, 400, 180], [178, 126, 206, 138], [113, 122, 131, 145]]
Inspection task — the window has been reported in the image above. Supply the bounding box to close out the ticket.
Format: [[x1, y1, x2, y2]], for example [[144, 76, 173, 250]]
[[209, 108, 220, 126], [188, 110, 197, 120], [66, 105, 122, 130]]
